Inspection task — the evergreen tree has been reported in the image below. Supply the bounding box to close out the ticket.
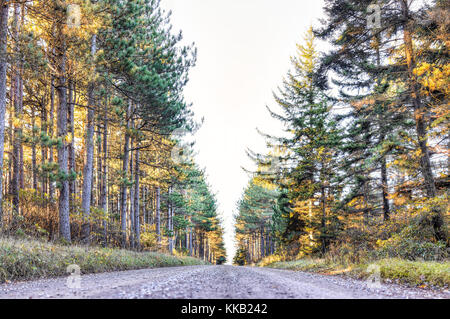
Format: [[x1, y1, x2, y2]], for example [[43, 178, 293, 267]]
[[235, 179, 278, 263], [260, 28, 341, 255], [315, 0, 447, 240]]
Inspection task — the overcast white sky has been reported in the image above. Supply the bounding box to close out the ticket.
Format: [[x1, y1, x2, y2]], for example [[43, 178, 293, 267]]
[[160, 0, 327, 262]]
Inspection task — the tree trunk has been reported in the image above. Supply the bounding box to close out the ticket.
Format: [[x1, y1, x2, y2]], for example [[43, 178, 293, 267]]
[[0, 1, 8, 227], [12, 3, 23, 216], [120, 100, 132, 247], [81, 35, 97, 244], [95, 124, 101, 207], [189, 227, 193, 256], [142, 186, 147, 224], [49, 76, 55, 202], [375, 39, 390, 222], [129, 139, 135, 249], [68, 80, 76, 208], [250, 234, 254, 262], [381, 154, 390, 221], [101, 96, 108, 246], [56, 31, 71, 243], [168, 186, 173, 254], [31, 113, 37, 190], [40, 104, 48, 197], [401, 2, 436, 198], [199, 232, 204, 259], [156, 186, 161, 243], [321, 185, 327, 254], [400, 0, 445, 241], [134, 148, 140, 250], [7, 106, 12, 196], [19, 3, 25, 191], [260, 227, 265, 259]]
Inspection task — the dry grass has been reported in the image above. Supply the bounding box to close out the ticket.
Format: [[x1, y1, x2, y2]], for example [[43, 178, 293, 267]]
[[260, 256, 450, 289], [0, 236, 208, 283]]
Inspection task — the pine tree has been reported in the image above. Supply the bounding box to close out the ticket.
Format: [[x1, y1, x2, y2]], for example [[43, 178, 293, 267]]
[[81, 34, 98, 244], [235, 179, 278, 262], [315, 0, 447, 241], [261, 28, 341, 255]]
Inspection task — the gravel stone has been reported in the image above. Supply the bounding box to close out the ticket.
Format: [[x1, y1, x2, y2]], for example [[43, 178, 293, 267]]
[[0, 265, 448, 299]]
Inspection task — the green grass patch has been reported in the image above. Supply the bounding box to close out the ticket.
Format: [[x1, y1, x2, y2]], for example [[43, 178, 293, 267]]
[[262, 257, 450, 288], [0, 237, 208, 283], [358, 258, 450, 288]]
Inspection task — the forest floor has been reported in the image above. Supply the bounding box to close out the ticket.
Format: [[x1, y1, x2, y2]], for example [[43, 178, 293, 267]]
[[0, 237, 207, 284], [0, 265, 449, 299], [262, 257, 450, 291]]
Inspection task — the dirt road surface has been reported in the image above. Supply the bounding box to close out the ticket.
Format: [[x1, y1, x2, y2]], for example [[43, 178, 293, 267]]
[[0, 265, 448, 299]]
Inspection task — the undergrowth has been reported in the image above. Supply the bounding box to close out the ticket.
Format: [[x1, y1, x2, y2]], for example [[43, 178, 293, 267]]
[[0, 236, 208, 283]]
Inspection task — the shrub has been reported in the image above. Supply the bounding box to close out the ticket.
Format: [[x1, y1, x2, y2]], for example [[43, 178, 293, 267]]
[[140, 224, 159, 251], [233, 247, 247, 266], [376, 235, 448, 261], [216, 256, 227, 265]]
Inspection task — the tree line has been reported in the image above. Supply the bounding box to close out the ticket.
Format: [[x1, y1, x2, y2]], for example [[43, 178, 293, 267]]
[[234, 0, 448, 265], [0, 0, 226, 264]]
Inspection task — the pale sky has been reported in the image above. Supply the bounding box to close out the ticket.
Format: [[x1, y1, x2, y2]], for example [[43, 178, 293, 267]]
[[160, 0, 326, 262]]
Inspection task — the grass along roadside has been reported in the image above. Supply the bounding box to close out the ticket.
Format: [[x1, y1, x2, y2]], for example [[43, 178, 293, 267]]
[[260, 257, 450, 289], [0, 237, 208, 284]]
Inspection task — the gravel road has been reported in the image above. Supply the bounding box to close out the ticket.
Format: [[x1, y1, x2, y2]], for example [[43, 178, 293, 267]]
[[0, 265, 448, 299]]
